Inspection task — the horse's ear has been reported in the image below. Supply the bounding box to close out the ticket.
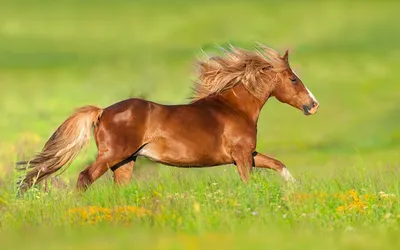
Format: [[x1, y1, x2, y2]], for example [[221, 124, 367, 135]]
[[282, 50, 289, 62]]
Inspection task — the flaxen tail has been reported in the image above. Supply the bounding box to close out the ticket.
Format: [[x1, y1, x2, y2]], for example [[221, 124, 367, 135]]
[[16, 106, 103, 192]]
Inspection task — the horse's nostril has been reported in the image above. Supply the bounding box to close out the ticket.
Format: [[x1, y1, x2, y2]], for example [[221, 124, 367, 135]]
[[312, 101, 318, 108]]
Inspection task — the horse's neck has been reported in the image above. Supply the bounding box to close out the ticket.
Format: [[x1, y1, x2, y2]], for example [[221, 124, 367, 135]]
[[219, 84, 269, 123]]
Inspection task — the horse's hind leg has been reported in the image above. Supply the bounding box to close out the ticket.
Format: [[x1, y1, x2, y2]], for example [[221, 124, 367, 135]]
[[112, 157, 136, 185], [77, 153, 126, 190]]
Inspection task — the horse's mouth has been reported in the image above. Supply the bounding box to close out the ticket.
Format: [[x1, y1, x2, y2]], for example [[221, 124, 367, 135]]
[[302, 104, 318, 116], [303, 105, 311, 115]]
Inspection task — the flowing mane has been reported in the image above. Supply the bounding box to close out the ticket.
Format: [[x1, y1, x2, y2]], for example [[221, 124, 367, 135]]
[[191, 44, 289, 102]]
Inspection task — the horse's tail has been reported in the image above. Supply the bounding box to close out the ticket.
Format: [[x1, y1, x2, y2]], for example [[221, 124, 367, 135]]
[[16, 105, 103, 192]]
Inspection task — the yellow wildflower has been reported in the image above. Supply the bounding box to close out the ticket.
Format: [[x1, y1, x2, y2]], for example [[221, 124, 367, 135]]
[[193, 202, 200, 213]]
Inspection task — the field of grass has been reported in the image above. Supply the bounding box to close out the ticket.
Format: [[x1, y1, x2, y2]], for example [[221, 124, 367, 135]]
[[0, 0, 399, 249]]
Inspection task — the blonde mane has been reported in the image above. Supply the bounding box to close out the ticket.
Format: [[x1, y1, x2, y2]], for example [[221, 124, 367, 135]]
[[191, 44, 289, 102]]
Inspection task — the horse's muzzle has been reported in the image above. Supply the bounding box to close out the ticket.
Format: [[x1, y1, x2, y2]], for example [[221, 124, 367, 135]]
[[302, 101, 319, 115]]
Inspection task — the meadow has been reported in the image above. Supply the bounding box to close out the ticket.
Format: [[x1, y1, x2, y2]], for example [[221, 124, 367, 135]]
[[0, 0, 399, 249]]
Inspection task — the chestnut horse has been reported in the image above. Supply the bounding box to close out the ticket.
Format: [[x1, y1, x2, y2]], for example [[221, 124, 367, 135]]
[[17, 44, 319, 191]]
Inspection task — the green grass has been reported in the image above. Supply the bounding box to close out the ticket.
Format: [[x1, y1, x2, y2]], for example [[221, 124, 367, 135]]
[[0, 0, 399, 249]]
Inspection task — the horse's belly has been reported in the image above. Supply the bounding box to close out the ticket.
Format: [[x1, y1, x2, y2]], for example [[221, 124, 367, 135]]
[[136, 141, 230, 167]]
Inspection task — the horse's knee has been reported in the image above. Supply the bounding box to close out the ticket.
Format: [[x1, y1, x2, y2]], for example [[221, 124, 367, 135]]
[[274, 160, 286, 171]]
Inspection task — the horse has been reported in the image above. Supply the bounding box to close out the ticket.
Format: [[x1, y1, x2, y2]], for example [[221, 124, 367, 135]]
[[17, 44, 319, 192]]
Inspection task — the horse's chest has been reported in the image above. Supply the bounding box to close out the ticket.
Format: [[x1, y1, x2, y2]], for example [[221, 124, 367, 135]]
[[222, 124, 257, 150]]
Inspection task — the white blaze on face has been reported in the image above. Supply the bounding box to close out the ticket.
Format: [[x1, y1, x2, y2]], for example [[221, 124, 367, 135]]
[[293, 70, 318, 104], [306, 86, 318, 104]]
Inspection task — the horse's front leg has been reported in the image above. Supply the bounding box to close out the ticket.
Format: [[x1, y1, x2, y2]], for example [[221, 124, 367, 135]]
[[252, 151, 296, 182], [232, 148, 253, 182]]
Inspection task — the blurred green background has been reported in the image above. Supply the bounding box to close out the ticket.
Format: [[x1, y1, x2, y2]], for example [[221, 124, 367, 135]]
[[1, 0, 399, 176], [0, 0, 399, 249]]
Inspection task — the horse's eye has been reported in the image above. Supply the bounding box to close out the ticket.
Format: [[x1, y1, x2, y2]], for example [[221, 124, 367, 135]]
[[290, 78, 297, 84], [262, 66, 272, 71]]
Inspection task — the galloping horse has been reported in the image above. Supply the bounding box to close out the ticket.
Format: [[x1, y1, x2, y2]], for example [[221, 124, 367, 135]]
[[17, 44, 319, 191]]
